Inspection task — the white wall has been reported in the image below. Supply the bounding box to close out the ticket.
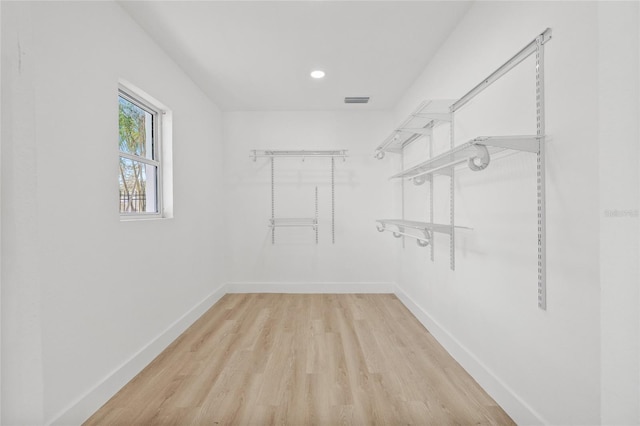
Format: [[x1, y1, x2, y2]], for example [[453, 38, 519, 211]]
[[598, 2, 640, 424], [0, 2, 3, 420], [392, 2, 640, 424], [223, 111, 396, 291], [2, 4, 44, 422], [1, 2, 228, 424]]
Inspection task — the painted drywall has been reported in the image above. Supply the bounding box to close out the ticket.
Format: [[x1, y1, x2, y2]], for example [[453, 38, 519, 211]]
[[223, 111, 396, 288], [598, 2, 640, 424], [1, 1, 228, 424], [0, 2, 3, 421], [392, 2, 633, 424], [1, 3, 43, 422]]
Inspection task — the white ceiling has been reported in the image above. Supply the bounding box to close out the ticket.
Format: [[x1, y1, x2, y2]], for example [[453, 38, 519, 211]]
[[119, 1, 471, 111]]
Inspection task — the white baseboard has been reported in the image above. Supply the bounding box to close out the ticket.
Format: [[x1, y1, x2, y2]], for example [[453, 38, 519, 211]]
[[227, 281, 394, 294], [48, 283, 228, 426], [393, 284, 547, 426]]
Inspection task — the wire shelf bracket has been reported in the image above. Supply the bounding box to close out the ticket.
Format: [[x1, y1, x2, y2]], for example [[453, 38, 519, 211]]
[[374, 99, 456, 159]]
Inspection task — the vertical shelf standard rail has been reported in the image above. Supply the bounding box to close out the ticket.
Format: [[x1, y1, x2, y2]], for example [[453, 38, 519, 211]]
[[271, 157, 275, 244], [535, 33, 548, 310], [450, 28, 551, 310]]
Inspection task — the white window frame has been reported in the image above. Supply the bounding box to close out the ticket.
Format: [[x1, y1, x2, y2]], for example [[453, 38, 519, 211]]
[[118, 85, 165, 219]]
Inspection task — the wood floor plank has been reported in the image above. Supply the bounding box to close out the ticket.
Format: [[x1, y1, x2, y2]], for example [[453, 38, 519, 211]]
[[84, 294, 515, 425]]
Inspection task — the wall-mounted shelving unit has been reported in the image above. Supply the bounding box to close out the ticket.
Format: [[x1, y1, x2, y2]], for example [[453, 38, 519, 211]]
[[251, 150, 347, 244], [374, 28, 551, 310]]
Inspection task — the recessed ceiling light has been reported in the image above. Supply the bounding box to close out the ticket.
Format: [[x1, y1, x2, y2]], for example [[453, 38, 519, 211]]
[[310, 70, 325, 79]]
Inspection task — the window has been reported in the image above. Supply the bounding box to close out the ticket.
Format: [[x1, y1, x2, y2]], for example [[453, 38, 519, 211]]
[[118, 87, 163, 217]]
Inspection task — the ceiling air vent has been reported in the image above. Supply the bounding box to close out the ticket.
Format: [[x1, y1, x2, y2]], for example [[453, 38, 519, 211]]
[[344, 97, 370, 104]]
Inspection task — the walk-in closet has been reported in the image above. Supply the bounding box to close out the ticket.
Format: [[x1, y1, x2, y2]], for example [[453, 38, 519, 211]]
[[1, 1, 639, 425]]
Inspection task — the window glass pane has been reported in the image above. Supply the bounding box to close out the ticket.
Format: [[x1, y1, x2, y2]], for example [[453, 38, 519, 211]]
[[119, 157, 158, 213], [118, 95, 154, 160]]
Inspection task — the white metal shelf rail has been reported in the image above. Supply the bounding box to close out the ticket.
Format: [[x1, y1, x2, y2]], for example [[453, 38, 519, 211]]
[[251, 150, 348, 161], [252, 150, 348, 244], [374, 28, 551, 310]]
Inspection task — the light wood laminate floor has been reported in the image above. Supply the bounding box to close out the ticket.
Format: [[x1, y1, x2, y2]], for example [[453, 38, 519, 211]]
[[85, 294, 514, 425]]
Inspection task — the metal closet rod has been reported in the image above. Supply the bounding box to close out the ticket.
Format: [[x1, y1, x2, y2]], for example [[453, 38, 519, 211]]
[[451, 28, 552, 113], [251, 149, 348, 160]]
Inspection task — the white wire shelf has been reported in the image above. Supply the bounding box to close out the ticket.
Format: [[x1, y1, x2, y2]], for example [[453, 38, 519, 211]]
[[375, 219, 471, 247], [269, 218, 318, 229], [251, 150, 348, 161], [389, 135, 541, 183], [374, 99, 455, 159]]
